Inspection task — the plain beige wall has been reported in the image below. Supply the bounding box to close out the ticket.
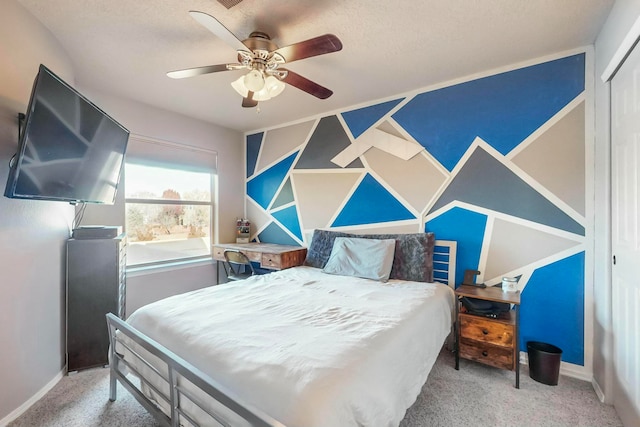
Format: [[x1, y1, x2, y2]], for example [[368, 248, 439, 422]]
[[0, 0, 75, 423], [0, 0, 244, 422], [77, 90, 245, 317]]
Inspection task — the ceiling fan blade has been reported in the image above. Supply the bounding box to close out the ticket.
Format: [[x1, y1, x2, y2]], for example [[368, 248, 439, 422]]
[[242, 91, 258, 108], [281, 69, 333, 99], [167, 64, 231, 79], [274, 34, 342, 63], [189, 11, 248, 52]]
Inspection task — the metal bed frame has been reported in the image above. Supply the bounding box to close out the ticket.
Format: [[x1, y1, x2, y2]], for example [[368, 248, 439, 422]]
[[106, 239, 457, 427], [106, 314, 284, 427]]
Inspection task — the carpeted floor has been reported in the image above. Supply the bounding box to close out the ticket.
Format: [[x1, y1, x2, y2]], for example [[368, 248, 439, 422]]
[[8, 349, 622, 427]]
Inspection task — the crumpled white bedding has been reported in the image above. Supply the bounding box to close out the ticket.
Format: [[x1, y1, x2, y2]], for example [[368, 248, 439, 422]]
[[124, 266, 455, 427]]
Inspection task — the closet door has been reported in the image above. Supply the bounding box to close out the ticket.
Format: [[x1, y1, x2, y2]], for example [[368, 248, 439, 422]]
[[611, 41, 640, 427]]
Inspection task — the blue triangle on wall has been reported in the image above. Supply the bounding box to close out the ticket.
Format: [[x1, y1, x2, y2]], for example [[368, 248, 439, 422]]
[[272, 205, 303, 241], [425, 207, 488, 286], [332, 173, 415, 227], [246, 151, 297, 209], [246, 132, 263, 178], [520, 251, 585, 365], [341, 98, 404, 139], [393, 53, 585, 171]]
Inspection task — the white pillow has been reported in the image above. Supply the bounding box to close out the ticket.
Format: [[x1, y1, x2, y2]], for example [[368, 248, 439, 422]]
[[322, 237, 396, 282]]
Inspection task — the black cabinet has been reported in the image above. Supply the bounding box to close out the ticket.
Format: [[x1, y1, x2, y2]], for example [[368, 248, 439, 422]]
[[66, 234, 126, 372]]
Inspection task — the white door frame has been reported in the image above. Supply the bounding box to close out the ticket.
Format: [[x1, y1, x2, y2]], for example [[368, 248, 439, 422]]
[[601, 15, 640, 83], [601, 15, 640, 426]]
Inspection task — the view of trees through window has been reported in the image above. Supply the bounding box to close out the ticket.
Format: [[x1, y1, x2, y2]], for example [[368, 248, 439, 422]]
[[125, 163, 213, 266]]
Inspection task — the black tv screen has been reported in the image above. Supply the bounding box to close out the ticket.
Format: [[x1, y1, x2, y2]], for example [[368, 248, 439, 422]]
[[4, 64, 129, 204]]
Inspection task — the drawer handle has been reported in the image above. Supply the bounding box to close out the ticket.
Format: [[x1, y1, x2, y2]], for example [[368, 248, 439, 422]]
[[482, 329, 489, 335], [482, 351, 488, 357]]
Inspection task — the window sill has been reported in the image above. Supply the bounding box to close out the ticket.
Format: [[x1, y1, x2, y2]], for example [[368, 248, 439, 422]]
[[126, 257, 215, 278]]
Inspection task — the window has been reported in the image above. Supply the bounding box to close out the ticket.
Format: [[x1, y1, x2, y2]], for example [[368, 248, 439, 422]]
[[125, 162, 214, 267]]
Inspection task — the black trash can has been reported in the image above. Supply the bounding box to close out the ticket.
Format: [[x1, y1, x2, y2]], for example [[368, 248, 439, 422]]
[[527, 341, 562, 385]]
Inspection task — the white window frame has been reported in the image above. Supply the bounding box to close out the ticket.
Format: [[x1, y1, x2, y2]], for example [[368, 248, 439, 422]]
[[123, 136, 218, 269]]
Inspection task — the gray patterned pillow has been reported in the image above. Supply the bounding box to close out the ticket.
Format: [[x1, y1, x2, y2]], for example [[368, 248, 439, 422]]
[[303, 229, 351, 269], [304, 229, 435, 282]]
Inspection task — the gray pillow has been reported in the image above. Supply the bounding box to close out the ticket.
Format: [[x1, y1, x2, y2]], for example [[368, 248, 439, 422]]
[[304, 229, 352, 269], [304, 229, 435, 282], [322, 237, 396, 282]]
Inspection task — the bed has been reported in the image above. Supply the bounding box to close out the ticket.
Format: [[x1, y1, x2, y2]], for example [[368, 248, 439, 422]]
[[107, 231, 457, 427]]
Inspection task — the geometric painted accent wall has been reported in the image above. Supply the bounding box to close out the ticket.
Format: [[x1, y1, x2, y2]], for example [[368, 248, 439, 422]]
[[245, 52, 587, 365]]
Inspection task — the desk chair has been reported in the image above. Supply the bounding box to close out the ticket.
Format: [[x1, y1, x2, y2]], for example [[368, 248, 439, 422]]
[[223, 249, 255, 281]]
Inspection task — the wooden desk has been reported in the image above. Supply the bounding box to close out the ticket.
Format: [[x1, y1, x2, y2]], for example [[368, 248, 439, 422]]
[[213, 242, 307, 271]]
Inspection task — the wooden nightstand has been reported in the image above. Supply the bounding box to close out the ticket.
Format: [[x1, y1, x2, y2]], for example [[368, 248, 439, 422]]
[[454, 284, 521, 388]]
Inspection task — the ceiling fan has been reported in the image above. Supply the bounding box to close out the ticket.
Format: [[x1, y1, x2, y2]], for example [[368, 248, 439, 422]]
[[167, 11, 343, 108]]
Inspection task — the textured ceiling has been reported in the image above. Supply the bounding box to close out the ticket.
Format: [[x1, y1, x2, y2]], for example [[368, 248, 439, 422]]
[[16, 0, 613, 132]]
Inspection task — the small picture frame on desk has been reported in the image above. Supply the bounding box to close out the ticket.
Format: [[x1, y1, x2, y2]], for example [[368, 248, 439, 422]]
[[236, 218, 250, 243]]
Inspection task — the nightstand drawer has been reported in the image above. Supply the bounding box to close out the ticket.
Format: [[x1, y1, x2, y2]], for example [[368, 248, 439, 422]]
[[459, 339, 514, 370], [459, 314, 514, 347]]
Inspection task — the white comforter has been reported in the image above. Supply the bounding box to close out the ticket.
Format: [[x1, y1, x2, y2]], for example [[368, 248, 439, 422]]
[[125, 266, 454, 427]]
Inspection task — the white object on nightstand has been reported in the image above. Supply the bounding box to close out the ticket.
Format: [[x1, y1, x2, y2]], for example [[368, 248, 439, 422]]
[[502, 277, 518, 292]]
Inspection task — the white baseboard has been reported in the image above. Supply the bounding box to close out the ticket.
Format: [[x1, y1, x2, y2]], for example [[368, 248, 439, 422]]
[[519, 351, 592, 382], [592, 377, 606, 403], [0, 369, 64, 427], [559, 361, 592, 381]]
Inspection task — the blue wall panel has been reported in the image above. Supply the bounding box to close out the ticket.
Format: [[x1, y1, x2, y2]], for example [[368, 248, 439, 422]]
[[426, 207, 488, 286], [246, 151, 297, 209], [272, 205, 303, 241], [520, 252, 585, 365], [341, 98, 404, 138], [332, 174, 415, 227], [393, 54, 585, 171]]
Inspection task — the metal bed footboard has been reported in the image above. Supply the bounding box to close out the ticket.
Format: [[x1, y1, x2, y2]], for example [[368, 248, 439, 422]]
[[106, 313, 285, 427]]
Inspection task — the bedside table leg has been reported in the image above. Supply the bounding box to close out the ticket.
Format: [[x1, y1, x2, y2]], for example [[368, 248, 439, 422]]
[[515, 305, 520, 388], [454, 319, 460, 370]]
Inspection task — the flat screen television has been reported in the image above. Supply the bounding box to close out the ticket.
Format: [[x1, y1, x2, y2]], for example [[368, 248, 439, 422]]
[[4, 64, 129, 204]]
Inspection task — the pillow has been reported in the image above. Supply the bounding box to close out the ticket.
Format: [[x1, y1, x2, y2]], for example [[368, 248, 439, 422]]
[[322, 237, 396, 282], [304, 229, 352, 268], [304, 229, 435, 282], [364, 232, 435, 282]]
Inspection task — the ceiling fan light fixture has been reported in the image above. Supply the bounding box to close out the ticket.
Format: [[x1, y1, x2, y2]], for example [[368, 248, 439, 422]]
[[256, 75, 285, 100], [232, 73, 285, 102], [264, 76, 285, 98], [231, 75, 249, 97], [243, 69, 265, 92]]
